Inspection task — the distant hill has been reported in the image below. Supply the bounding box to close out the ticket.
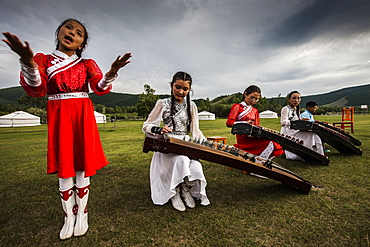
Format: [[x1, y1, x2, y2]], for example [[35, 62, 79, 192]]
[[301, 84, 370, 107], [0, 87, 170, 107], [0, 86, 25, 105], [89, 92, 170, 107], [201, 84, 370, 107], [1, 84, 369, 107], [89, 92, 140, 107]]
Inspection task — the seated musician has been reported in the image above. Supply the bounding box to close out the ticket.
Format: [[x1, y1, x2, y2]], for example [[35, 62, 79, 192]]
[[226, 85, 284, 159], [300, 101, 330, 153], [300, 101, 317, 122], [142, 71, 210, 212], [281, 91, 325, 160]]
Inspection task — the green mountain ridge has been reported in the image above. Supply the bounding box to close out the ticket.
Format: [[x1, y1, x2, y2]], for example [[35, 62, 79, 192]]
[[0, 84, 369, 107]]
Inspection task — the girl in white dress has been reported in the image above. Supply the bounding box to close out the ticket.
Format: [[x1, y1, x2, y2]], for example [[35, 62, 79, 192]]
[[280, 91, 324, 160], [142, 71, 210, 211]]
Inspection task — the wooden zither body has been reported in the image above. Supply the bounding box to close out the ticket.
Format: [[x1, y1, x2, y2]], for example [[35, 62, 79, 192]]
[[290, 120, 362, 156], [231, 122, 330, 165], [143, 134, 312, 194]]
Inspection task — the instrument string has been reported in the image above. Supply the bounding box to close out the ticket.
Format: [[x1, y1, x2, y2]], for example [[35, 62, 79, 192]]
[[160, 134, 307, 182]]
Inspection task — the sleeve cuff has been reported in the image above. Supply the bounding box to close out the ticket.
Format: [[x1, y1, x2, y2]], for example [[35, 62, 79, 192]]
[[98, 74, 118, 90], [20, 59, 41, 87]]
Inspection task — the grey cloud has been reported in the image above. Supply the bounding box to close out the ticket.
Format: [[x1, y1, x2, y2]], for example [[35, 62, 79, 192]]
[[258, 0, 370, 48], [1, 0, 370, 99]]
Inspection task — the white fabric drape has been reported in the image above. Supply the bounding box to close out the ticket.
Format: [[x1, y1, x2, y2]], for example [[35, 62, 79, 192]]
[[280, 105, 324, 160], [143, 98, 210, 206]]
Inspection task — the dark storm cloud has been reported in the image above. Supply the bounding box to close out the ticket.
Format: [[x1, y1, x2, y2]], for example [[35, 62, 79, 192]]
[[258, 0, 370, 47], [1, 0, 370, 98]]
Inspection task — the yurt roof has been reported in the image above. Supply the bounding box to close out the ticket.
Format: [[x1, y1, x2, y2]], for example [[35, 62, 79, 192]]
[[0, 111, 40, 120], [0, 111, 41, 127], [198, 111, 215, 115]]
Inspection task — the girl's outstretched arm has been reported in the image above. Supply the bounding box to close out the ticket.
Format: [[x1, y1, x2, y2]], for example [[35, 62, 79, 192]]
[[2, 32, 35, 68], [105, 53, 132, 77], [96, 53, 132, 92]]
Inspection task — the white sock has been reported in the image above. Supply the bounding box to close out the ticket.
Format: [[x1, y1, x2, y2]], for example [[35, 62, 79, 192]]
[[59, 177, 74, 191], [75, 171, 90, 188]]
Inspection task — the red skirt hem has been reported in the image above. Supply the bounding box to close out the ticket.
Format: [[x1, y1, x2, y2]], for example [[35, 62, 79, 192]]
[[46, 98, 109, 178], [235, 135, 284, 157]]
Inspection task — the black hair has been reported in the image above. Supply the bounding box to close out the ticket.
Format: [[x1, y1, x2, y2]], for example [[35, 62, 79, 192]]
[[242, 85, 261, 101], [170, 71, 192, 133], [55, 18, 89, 57], [288, 90, 301, 117], [306, 101, 318, 108]]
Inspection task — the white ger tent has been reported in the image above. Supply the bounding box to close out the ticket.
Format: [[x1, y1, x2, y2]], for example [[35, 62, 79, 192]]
[[0, 111, 41, 127], [260, 110, 278, 118], [94, 111, 107, 123], [198, 111, 216, 120]]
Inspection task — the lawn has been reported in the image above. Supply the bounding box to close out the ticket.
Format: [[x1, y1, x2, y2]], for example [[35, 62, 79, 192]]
[[0, 115, 369, 246]]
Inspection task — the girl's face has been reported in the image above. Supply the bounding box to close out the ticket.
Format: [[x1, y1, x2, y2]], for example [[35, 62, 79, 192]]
[[172, 79, 191, 103], [244, 92, 260, 106], [57, 20, 85, 56], [289, 93, 301, 108]]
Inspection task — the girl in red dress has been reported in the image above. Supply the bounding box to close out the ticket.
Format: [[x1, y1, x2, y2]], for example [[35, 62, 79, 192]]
[[226, 85, 284, 159], [2, 19, 132, 240]]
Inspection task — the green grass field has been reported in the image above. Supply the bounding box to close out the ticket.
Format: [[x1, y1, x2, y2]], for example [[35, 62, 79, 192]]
[[0, 115, 369, 246]]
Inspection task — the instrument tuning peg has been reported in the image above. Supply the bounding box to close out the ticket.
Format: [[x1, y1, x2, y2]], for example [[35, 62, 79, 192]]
[[201, 139, 206, 145], [250, 156, 256, 163], [243, 153, 249, 160]]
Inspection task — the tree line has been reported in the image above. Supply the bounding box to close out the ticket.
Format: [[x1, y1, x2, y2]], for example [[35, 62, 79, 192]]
[[0, 84, 354, 122]]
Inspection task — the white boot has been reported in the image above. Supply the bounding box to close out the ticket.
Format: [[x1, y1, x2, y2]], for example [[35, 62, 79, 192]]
[[181, 183, 195, 208], [74, 184, 90, 237], [171, 187, 186, 211], [59, 186, 76, 240]]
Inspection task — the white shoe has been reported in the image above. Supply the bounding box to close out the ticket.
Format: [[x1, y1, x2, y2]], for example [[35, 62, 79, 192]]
[[74, 185, 90, 237], [59, 187, 76, 240], [171, 187, 186, 211], [181, 183, 195, 208]]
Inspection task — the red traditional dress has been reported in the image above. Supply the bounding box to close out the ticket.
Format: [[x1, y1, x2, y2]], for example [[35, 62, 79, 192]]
[[20, 50, 112, 179], [226, 102, 284, 158]]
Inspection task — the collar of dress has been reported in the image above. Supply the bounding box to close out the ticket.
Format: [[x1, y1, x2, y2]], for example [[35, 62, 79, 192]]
[[287, 105, 296, 111], [47, 50, 82, 79], [238, 101, 252, 120]]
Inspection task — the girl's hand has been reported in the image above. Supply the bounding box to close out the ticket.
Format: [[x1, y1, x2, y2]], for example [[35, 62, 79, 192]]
[[161, 126, 172, 134], [2, 32, 35, 67], [106, 53, 132, 77]]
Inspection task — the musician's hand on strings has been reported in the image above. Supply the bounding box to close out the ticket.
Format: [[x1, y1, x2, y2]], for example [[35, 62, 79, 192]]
[[161, 126, 172, 134]]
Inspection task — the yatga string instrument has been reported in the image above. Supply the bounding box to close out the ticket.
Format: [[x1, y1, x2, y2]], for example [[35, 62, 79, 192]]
[[231, 122, 330, 165], [290, 120, 362, 156], [143, 134, 312, 194]]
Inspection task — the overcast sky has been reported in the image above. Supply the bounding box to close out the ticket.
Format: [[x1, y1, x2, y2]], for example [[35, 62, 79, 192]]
[[1, 0, 370, 100]]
